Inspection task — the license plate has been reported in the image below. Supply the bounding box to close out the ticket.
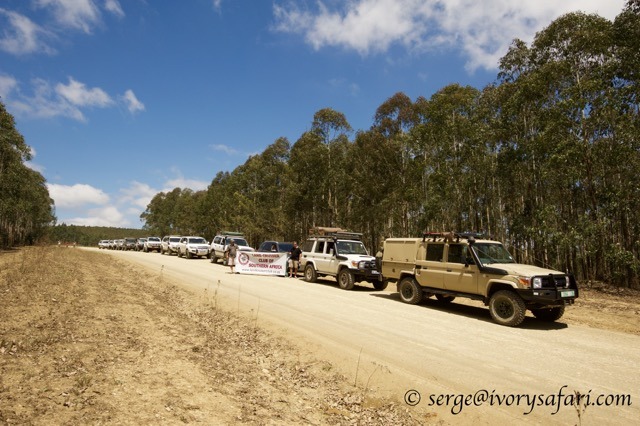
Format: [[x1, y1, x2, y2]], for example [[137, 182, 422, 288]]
[[561, 290, 575, 298]]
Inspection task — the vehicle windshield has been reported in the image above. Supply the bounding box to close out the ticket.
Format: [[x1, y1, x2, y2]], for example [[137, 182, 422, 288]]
[[472, 243, 515, 264], [227, 238, 249, 247], [189, 237, 207, 244], [277, 243, 293, 252], [336, 240, 368, 255], [148, 237, 160, 242], [170, 237, 181, 242]]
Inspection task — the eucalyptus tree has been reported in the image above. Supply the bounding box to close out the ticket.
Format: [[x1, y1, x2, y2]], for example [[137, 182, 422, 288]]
[[287, 130, 328, 235], [0, 101, 55, 247], [369, 92, 419, 239], [141, 187, 185, 236], [495, 11, 639, 285], [411, 84, 485, 234], [309, 108, 352, 226]]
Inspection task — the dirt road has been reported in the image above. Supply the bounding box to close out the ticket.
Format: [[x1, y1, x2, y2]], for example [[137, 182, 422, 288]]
[[102, 248, 639, 425]]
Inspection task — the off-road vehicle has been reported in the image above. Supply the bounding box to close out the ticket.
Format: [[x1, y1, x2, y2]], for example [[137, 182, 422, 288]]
[[143, 236, 162, 253], [300, 227, 385, 290], [123, 238, 137, 251], [161, 235, 181, 255], [209, 232, 254, 264], [381, 232, 578, 327], [177, 236, 210, 259]]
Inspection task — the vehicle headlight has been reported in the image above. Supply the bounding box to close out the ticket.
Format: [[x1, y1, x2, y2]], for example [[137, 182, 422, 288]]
[[358, 261, 367, 269], [350, 261, 359, 268], [532, 277, 542, 289], [517, 276, 531, 288]]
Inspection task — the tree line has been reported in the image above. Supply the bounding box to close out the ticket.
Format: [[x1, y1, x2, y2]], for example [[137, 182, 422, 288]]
[[143, 5, 640, 288], [0, 101, 55, 248]]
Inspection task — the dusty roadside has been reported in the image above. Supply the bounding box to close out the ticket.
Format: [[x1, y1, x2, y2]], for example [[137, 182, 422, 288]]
[[0, 247, 426, 425], [2, 246, 639, 425]]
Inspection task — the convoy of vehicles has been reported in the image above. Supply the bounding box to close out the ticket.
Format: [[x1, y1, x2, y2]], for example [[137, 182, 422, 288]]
[[97, 228, 579, 327]]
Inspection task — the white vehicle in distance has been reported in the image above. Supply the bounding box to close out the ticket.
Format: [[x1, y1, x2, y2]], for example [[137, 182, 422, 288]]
[[144, 236, 162, 253], [177, 236, 210, 259], [161, 235, 181, 255]]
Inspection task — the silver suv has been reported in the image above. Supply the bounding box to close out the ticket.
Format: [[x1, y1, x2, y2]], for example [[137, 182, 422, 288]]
[[143, 236, 162, 253], [161, 235, 181, 255], [300, 227, 384, 290], [177, 236, 210, 259]]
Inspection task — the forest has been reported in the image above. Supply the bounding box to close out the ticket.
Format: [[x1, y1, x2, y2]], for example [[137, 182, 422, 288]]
[[1, 3, 638, 288], [142, 5, 640, 288]]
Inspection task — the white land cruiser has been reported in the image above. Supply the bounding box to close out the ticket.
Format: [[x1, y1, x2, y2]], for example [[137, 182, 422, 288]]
[[300, 227, 385, 290], [161, 235, 181, 255], [177, 236, 210, 259], [209, 232, 254, 264]]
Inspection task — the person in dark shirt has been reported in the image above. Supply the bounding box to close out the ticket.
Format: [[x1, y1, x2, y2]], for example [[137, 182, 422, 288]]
[[288, 241, 302, 278]]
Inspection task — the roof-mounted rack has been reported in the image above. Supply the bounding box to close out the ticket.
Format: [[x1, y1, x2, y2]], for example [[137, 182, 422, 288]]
[[220, 231, 244, 236], [309, 227, 363, 241], [422, 231, 486, 243]]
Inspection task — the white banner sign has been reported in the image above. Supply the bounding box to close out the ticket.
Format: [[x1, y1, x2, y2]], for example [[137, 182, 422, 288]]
[[234, 252, 288, 276]]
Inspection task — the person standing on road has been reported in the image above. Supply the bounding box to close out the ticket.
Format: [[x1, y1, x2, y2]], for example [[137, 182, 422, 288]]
[[288, 241, 302, 278], [225, 239, 238, 274]]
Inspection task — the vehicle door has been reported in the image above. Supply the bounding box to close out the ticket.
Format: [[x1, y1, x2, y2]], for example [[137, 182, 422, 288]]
[[415, 242, 445, 289], [312, 239, 331, 274], [443, 243, 478, 294], [325, 241, 341, 274]]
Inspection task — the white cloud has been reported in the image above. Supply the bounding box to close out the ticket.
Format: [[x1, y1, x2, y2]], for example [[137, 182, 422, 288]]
[[104, 0, 125, 18], [0, 74, 18, 99], [164, 177, 209, 192], [0, 8, 55, 55], [119, 181, 157, 210], [35, 0, 101, 34], [1, 75, 136, 121], [211, 144, 238, 155], [47, 183, 110, 208], [122, 89, 145, 114], [273, 0, 625, 71], [56, 77, 113, 107], [66, 205, 128, 227]]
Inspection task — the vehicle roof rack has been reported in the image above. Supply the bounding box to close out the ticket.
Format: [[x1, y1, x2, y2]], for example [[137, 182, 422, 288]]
[[422, 231, 485, 243], [309, 227, 363, 241], [220, 231, 244, 236]]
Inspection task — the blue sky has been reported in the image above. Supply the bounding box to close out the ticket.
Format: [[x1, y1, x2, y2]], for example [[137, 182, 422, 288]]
[[1, 0, 624, 229]]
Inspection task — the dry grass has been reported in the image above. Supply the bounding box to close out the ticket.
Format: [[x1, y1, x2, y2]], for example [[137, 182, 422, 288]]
[[0, 247, 425, 425]]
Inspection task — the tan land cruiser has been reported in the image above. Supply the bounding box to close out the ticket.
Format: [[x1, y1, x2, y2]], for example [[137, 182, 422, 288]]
[[381, 232, 579, 327], [301, 227, 385, 290]]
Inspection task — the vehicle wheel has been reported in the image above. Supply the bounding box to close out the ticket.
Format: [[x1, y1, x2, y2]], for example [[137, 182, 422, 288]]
[[338, 269, 355, 290], [210, 254, 218, 264], [186, 251, 192, 259], [436, 294, 456, 303], [304, 264, 317, 283], [531, 306, 565, 322], [489, 290, 526, 327], [398, 277, 422, 305], [373, 280, 388, 291]]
